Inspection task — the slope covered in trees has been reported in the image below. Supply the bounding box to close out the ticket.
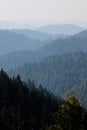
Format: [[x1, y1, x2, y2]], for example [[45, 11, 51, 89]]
[[36, 30, 87, 58], [0, 69, 87, 130], [0, 30, 44, 55], [68, 80, 87, 108], [0, 30, 87, 71], [0, 50, 36, 70], [0, 69, 60, 130], [12, 29, 59, 41], [9, 52, 87, 107]]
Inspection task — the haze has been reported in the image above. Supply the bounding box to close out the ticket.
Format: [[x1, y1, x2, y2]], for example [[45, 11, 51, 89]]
[[0, 0, 87, 23]]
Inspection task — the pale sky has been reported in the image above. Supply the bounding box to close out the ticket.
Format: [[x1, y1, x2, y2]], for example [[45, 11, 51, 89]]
[[0, 0, 87, 23]]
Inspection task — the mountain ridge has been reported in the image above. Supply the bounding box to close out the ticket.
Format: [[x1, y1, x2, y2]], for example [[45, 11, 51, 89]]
[[36, 24, 83, 35]]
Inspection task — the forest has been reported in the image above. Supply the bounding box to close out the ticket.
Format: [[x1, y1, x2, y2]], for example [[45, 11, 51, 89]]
[[0, 69, 87, 130], [9, 52, 87, 108]]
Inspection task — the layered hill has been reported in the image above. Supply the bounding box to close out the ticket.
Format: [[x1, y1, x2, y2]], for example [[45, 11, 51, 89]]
[[36, 30, 87, 58], [0, 30, 87, 70], [36, 24, 83, 35], [0, 30, 45, 55], [12, 29, 59, 41], [9, 52, 87, 107]]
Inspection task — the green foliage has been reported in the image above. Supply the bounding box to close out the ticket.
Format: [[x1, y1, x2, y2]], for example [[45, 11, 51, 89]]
[[47, 95, 87, 130]]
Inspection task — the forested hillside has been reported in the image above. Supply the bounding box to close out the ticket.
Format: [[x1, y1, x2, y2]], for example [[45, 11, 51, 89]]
[[9, 52, 87, 107], [0, 50, 35, 70], [0, 69, 87, 130], [36, 30, 87, 58], [0, 29, 48, 55], [0, 30, 87, 70], [0, 69, 60, 130], [12, 29, 59, 41]]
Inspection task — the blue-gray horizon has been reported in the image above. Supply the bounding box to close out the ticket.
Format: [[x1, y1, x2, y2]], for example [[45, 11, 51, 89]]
[[0, 19, 87, 29]]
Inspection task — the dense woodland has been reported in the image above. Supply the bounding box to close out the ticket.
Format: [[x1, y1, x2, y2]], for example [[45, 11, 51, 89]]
[[0, 69, 87, 130], [10, 52, 87, 108], [0, 69, 59, 130]]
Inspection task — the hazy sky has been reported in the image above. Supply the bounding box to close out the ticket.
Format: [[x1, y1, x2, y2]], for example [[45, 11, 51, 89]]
[[0, 0, 87, 22]]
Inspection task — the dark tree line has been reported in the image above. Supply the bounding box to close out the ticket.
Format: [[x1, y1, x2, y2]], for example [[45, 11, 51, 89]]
[[0, 69, 59, 130], [0, 69, 87, 130]]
